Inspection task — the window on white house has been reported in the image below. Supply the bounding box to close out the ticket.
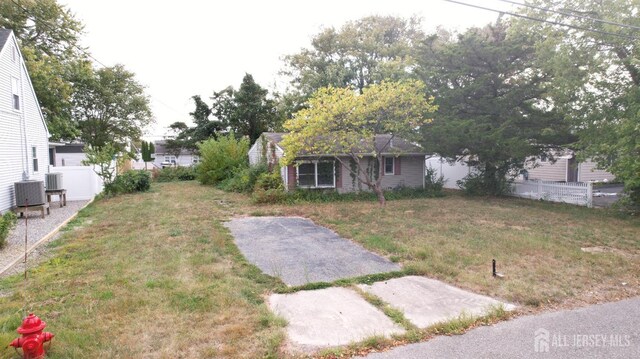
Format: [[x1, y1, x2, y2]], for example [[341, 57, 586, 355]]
[[164, 155, 177, 164], [32, 146, 38, 172], [297, 161, 335, 188], [11, 77, 20, 110], [384, 157, 395, 175]]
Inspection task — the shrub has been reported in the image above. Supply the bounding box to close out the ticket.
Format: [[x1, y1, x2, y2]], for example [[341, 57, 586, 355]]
[[197, 134, 249, 185], [254, 171, 284, 191], [0, 211, 17, 249], [457, 169, 513, 196], [155, 166, 197, 182], [107, 170, 151, 195], [252, 188, 287, 204], [424, 167, 445, 195], [218, 164, 268, 193]]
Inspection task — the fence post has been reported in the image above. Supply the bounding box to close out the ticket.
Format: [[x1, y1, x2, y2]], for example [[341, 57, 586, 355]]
[[586, 182, 593, 208], [537, 180, 541, 200]]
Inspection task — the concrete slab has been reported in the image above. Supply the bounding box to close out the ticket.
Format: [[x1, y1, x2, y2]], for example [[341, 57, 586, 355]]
[[224, 217, 400, 286], [358, 276, 516, 328], [269, 287, 405, 352]]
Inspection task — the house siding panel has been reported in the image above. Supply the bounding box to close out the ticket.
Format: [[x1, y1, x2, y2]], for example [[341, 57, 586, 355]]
[[526, 159, 568, 182], [338, 155, 424, 194], [0, 33, 49, 212], [578, 161, 616, 182]]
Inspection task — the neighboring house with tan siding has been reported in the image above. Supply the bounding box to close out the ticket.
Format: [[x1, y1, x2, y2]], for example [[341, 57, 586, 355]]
[[0, 29, 50, 212], [525, 152, 615, 182], [249, 132, 426, 193]]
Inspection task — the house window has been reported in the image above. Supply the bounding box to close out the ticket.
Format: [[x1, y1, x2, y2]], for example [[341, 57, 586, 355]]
[[384, 157, 395, 175], [297, 161, 335, 188], [32, 146, 38, 172], [11, 77, 20, 110], [164, 155, 177, 164]]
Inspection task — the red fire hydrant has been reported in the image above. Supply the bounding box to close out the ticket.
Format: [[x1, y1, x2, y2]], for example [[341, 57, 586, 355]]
[[9, 313, 54, 359]]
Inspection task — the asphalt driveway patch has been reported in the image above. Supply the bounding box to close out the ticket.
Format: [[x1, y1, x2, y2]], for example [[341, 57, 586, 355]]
[[224, 216, 401, 286]]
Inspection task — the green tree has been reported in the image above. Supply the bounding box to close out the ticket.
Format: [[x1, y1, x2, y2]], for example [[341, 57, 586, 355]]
[[513, 0, 640, 211], [283, 15, 425, 95], [196, 133, 249, 185], [225, 73, 279, 144], [417, 21, 573, 195], [71, 63, 153, 150], [141, 141, 154, 169], [281, 80, 437, 205], [0, 0, 84, 140], [166, 95, 225, 154]]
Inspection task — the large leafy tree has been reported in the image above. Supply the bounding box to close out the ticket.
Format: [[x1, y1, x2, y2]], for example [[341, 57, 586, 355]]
[[166, 95, 224, 153], [281, 80, 437, 205], [224, 73, 279, 144], [0, 0, 84, 140], [513, 0, 640, 210], [71, 63, 153, 150], [417, 21, 573, 195], [283, 15, 426, 95]]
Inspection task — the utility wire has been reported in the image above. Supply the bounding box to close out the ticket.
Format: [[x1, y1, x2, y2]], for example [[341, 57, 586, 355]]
[[495, 0, 640, 31], [441, 0, 640, 41]]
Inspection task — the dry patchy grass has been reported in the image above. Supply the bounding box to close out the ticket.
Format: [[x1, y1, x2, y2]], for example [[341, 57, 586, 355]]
[[241, 192, 640, 312], [1, 182, 638, 359], [0, 182, 284, 359]]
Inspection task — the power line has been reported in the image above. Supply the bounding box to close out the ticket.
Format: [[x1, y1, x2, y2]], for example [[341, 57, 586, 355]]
[[495, 0, 640, 31], [10, 0, 110, 68], [441, 0, 640, 41]]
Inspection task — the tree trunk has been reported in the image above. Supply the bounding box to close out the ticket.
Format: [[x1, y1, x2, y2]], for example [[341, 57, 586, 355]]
[[373, 184, 386, 206]]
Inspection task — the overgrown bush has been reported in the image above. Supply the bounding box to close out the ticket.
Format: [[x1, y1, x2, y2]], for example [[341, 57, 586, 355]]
[[0, 211, 17, 248], [107, 170, 151, 195], [197, 134, 249, 185], [218, 163, 268, 193], [155, 166, 197, 182], [457, 169, 513, 196], [251, 171, 286, 203], [425, 167, 445, 195], [254, 171, 284, 191]]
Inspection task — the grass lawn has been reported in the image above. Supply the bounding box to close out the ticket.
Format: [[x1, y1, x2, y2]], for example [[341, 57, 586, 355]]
[[1, 181, 639, 358]]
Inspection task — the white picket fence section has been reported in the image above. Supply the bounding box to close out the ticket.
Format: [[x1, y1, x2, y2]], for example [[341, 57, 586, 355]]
[[48, 166, 104, 201], [510, 180, 593, 207]]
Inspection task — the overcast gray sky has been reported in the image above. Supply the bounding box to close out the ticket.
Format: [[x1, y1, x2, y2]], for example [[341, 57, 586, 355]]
[[59, 0, 516, 138]]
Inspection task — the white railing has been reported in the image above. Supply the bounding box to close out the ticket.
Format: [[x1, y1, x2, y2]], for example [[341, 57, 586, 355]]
[[510, 180, 593, 208]]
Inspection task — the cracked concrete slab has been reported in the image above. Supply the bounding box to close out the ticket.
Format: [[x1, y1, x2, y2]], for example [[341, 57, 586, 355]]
[[269, 287, 405, 353], [224, 217, 400, 286], [358, 276, 516, 328]]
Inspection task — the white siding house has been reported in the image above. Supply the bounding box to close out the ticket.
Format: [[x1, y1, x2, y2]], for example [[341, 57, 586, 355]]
[[0, 29, 50, 212], [152, 140, 199, 168]]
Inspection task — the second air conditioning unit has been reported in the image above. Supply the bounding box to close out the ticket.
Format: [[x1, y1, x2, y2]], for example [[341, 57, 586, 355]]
[[45, 172, 64, 191]]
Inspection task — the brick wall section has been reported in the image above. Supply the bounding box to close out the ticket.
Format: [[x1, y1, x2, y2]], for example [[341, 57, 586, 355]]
[[287, 165, 296, 191]]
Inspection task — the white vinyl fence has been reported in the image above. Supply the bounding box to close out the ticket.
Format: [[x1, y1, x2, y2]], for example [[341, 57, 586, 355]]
[[48, 166, 104, 201], [510, 180, 593, 207]]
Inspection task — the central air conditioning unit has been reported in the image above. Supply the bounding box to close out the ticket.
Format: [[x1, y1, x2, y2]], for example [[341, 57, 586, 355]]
[[14, 180, 46, 207], [45, 173, 64, 191]]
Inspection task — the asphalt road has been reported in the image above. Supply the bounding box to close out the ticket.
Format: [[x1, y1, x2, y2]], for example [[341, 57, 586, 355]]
[[364, 297, 640, 359]]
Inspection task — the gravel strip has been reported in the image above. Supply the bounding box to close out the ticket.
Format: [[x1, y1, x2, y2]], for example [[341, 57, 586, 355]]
[[0, 200, 88, 273]]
